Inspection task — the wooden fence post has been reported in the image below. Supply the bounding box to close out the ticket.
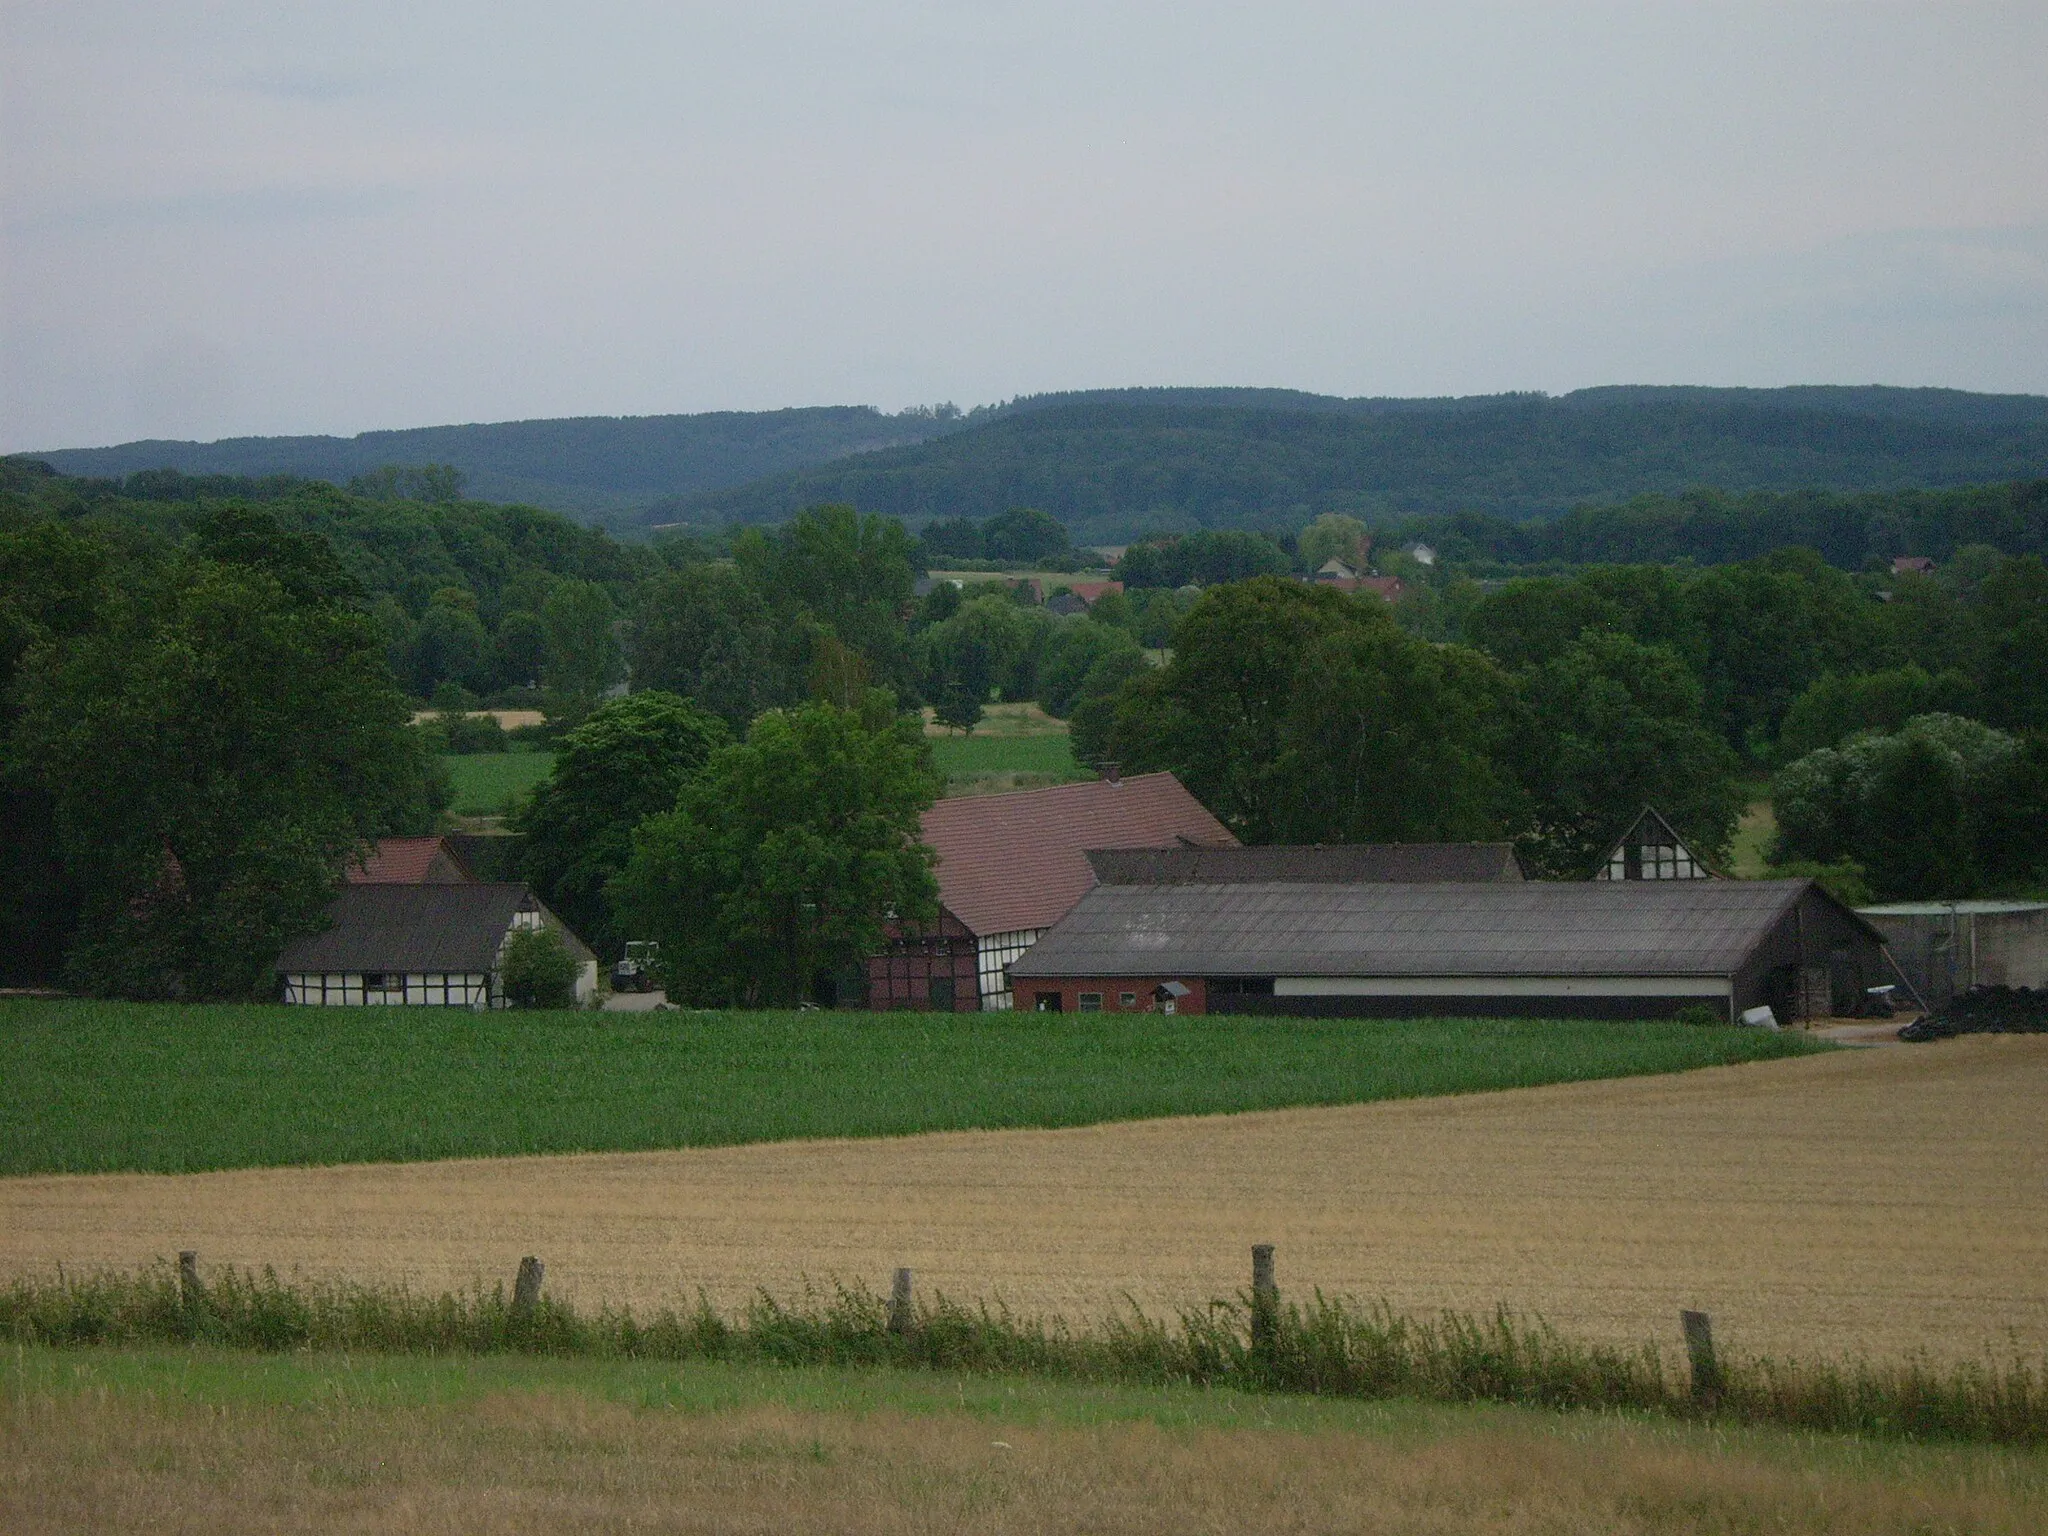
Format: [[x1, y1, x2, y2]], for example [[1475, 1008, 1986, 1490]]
[[177, 1250, 206, 1338], [888, 1267, 915, 1336], [512, 1256, 545, 1316], [1681, 1309, 1721, 1410], [1250, 1244, 1278, 1357]]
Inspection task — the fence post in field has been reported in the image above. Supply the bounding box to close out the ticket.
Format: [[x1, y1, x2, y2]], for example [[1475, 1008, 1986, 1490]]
[[1250, 1244, 1278, 1359], [888, 1267, 915, 1336], [512, 1256, 546, 1317], [1681, 1309, 1721, 1410], [177, 1250, 207, 1338]]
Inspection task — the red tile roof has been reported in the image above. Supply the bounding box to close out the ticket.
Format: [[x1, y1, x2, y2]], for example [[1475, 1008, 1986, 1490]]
[[1067, 580, 1124, 605], [345, 836, 472, 885], [920, 772, 1236, 937]]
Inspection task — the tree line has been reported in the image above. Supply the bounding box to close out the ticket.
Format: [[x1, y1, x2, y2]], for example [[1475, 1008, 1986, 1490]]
[[10, 449, 2048, 998]]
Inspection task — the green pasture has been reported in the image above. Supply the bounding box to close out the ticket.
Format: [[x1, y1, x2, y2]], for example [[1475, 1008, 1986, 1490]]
[[0, 1000, 1822, 1176], [928, 732, 1085, 780], [442, 751, 554, 815]]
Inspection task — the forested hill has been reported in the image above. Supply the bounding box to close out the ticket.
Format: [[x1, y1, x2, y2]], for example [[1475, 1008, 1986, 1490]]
[[25, 406, 966, 524], [670, 386, 2048, 541]]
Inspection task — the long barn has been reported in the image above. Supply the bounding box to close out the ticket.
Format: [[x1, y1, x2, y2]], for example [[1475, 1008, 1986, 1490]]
[[1007, 878, 1889, 1022]]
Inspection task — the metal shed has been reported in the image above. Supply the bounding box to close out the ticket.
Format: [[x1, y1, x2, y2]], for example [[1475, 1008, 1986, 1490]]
[[1008, 878, 1887, 1022]]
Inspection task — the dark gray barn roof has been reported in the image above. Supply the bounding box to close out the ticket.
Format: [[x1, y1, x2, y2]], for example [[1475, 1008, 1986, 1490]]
[[1010, 879, 1861, 980], [1086, 843, 1523, 885], [276, 884, 593, 974]]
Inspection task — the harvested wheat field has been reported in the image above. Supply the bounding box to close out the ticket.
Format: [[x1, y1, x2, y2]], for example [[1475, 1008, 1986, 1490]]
[[5, 1037, 2045, 1363], [10, 1387, 2046, 1535]]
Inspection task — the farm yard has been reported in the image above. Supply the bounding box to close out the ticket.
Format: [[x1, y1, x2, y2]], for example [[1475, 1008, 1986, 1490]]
[[4, 1032, 2043, 1367]]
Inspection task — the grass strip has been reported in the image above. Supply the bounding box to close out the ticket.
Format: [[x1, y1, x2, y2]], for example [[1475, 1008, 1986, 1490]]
[[4, 1264, 2040, 1449], [0, 1003, 1827, 1175]]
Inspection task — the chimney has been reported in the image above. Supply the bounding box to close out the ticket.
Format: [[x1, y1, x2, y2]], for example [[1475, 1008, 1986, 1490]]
[[1100, 761, 1120, 785]]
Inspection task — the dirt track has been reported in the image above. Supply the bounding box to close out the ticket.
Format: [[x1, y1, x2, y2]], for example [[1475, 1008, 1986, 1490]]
[[5, 1038, 2045, 1363]]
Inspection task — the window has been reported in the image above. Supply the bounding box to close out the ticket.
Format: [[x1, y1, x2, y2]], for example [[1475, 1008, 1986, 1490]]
[[1078, 992, 1103, 1012], [1119, 992, 1137, 1008], [1033, 991, 1063, 1013], [363, 972, 389, 991]]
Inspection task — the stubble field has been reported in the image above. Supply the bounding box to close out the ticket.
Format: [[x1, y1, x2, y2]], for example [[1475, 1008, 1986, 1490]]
[[7, 1038, 2043, 1366]]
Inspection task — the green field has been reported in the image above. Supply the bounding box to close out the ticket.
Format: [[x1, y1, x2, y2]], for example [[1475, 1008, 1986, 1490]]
[[441, 751, 553, 815], [0, 1000, 1822, 1176], [928, 732, 1085, 779]]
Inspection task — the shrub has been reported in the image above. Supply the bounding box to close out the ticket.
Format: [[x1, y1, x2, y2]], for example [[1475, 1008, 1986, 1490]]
[[501, 927, 579, 1009], [1673, 1004, 1722, 1028]]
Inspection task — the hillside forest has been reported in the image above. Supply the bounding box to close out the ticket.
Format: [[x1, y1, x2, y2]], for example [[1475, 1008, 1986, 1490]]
[[5, 453, 2048, 998]]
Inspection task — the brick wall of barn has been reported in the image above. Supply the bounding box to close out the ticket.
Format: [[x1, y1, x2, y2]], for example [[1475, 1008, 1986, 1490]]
[[867, 906, 982, 1011], [1012, 977, 1210, 1015]]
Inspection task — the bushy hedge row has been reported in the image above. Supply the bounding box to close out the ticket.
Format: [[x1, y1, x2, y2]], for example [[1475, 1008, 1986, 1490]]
[[6, 1262, 2041, 1447]]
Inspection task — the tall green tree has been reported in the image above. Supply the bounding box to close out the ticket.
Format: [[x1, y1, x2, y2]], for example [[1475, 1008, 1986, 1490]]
[[1098, 578, 1375, 841], [611, 695, 939, 1006], [11, 552, 438, 998], [541, 578, 625, 711], [735, 506, 919, 696], [1297, 512, 1369, 572], [1508, 631, 1744, 878], [1271, 624, 1524, 843], [625, 565, 791, 732], [515, 691, 727, 959]]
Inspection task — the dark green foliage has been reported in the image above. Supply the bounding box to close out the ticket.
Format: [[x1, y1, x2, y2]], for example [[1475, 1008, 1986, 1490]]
[[734, 505, 921, 699], [516, 693, 726, 958], [611, 697, 939, 1006], [1272, 623, 1525, 845], [500, 927, 580, 1010], [1389, 477, 2048, 571], [1508, 632, 1745, 878], [1114, 529, 1290, 588], [1974, 555, 2048, 731], [980, 507, 1074, 562], [1777, 667, 1978, 761], [6, 530, 438, 998], [917, 594, 1051, 727], [675, 387, 2048, 538], [27, 406, 962, 522], [0, 1000, 1821, 1176], [8, 1265, 2039, 1446], [1097, 579, 1523, 847], [625, 564, 793, 731], [539, 578, 625, 713], [1773, 715, 2048, 899]]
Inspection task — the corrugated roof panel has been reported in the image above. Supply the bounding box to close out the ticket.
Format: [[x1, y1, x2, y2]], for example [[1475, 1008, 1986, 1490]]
[[1010, 880, 1814, 980]]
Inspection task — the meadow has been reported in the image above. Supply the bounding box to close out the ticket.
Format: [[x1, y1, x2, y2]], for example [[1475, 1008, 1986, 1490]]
[[4, 1332, 2045, 1531], [442, 751, 554, 816], [0, 1000, 1821, 1177]]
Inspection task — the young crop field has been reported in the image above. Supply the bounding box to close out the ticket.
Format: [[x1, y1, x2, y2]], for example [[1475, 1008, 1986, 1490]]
[[7, 1346, 2044, 1533], [5, 1037, 2040, 1369], [442, 751, 554, 815], [0, 999, 1819, 1177]]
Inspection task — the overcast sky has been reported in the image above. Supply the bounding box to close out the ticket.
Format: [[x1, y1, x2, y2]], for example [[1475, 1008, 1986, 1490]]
[[5, 2, 2046, 450]]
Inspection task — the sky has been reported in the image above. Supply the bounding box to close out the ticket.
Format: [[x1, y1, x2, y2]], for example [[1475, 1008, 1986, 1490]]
[[5, 2, 2047, 451]]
